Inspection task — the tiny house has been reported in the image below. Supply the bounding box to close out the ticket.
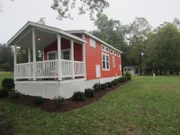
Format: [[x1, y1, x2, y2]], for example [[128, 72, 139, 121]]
[[7, 22, 122, 99]]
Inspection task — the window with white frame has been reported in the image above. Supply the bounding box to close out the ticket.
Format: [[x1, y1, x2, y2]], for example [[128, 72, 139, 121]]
[[102, 45, 109, 53], [102, 53, 110, 70], [90, 38, 96, 48], [114, 51, 116, 56], [117, 53, 120, 57], [110, 49, 113, 54], [112, 56, 115, 68], [62, 49, 71, 60]]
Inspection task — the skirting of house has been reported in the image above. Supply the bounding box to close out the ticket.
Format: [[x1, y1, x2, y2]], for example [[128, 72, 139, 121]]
[[15, 76, 121, 99]]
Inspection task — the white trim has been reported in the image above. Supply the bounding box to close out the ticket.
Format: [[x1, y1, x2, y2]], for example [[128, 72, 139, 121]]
[[82, 35, 87, 80], [66, 30, 123, 54], [61, 49, 71, 60], [102, 52, 110, 71], [47, 51, 57, 60], [89, 38, 96, 48], [71, 40, 75, 79], [7, 21, 86, 46], [32, 29, 36, 81], [14, 45, 17, 81], [112, 56, 115, 68], [102, 44, 109, 53], [57, 35, 62, 80]]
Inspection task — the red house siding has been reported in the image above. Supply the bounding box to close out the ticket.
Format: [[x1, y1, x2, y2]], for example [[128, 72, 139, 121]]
[[44, 38, 82, 61], [85, 36, 121, 80]]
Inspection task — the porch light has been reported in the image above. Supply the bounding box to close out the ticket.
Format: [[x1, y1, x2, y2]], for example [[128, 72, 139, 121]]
[[37, 38, 41, 41]]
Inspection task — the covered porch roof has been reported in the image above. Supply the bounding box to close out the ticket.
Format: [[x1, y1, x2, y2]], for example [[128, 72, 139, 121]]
[[7, 21, 86, 50]]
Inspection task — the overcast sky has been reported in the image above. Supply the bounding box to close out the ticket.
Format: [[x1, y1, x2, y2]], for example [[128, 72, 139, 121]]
[[0, 0, 180, 43]]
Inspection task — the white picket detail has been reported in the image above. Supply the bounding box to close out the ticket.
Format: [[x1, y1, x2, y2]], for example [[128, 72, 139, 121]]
[[74, 61, 84, 76], [15, 60, 85, 79], [35, 60, 58, 78], [61, 60, 72, 77], [15, 63, 33, 78]]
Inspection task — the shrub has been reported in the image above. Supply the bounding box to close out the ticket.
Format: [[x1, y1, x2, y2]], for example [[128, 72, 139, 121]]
[[85, 89, 95, 98], [118, 77, 123, 83], [0, 88, 8, 98], [105, 82, 113, 88], [2, 62, 11, 71], [93, 83, 101, 91], [2, 78, 14, 90], [34, 96, 44, 105], [54, 96, 64, 108], [100, 84, 107, 90], [125, 72, 132, 80], [72, 91, 85, 101], [8, 90, 21, 99], [111, 79, 119, 86]]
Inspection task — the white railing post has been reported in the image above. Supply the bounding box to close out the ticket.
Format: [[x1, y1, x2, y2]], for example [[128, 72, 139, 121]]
[[32, 29, 36, 80], [57, 35, 62, 80], [82, 35, 86, 79], [28, 49, 31, 79], [14, 45, 17, 81], [71, 40, 75, 79]]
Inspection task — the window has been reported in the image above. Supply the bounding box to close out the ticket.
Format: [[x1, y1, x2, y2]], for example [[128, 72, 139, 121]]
[[102, 53, 110, 70], [90, 38, 96, 48], [114, 51, 116, 56], [62, 49, 71, 60], [48, 51, 57, 60], [112, 56, 115, 68], [110, 49, 113, 54], [102, 45, 109, 53], [117, 53, 120, 57]]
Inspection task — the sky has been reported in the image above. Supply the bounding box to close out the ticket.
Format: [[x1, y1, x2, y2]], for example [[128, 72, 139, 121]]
[[0, 0, 180, 43]]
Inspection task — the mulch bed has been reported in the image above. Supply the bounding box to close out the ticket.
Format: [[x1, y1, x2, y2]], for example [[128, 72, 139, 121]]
[[8, 82, 127, 113]]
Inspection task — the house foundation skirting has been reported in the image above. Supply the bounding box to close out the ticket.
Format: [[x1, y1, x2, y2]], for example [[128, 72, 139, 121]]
[[15, 76, 121, 99]]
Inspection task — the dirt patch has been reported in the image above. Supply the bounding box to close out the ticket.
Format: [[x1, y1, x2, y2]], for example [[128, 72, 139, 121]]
[[8, 82, 127, 113]]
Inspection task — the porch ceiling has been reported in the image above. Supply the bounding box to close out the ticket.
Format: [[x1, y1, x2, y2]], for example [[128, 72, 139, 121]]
[[7, 21, 86, 50], [16, 29, 57, 50]]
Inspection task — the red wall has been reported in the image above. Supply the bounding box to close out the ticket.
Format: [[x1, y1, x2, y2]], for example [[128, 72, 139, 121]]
[[44, 38, 82, 61], [84, 36, 121, 80]]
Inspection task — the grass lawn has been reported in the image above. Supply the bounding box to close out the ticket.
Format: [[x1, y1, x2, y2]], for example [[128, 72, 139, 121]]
[[0, 72, 180, 135]]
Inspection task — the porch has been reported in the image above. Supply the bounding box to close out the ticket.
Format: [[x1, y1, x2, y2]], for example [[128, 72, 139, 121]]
[[7, 22, 86, 81]]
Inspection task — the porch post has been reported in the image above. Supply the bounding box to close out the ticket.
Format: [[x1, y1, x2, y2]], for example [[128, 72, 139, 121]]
[[57, 35, 62, 80], [82, 35, 86, 80], [32, 29, 36, 81], [14, 45, 17, 81], [71, 40, 75, 79], [28, 48, 31, 79], [28, 49, 31, 62]]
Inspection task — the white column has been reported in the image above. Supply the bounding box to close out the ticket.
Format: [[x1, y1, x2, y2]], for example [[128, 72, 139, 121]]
[[82, 35, 86, 80], [32, 29, 36, 80], [14, 45, 17, 81], [28, 49, 31, 62], [71, 40, 75, 79], [57, 35, 62, 80], [28, 49, 31, 79]]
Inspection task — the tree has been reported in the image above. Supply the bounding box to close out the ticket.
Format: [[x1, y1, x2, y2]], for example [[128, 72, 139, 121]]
[[0, 44, 14, 71], [51, 0, 109, 20]]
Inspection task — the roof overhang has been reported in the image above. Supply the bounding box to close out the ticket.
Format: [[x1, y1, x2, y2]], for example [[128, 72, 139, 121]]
[[66, 30, 123, 54], [7, 21, 86, 50]]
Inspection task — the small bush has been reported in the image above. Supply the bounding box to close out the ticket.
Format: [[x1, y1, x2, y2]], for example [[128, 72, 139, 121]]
[[72, 91, 85, 101], [2, 62, 11, 71], [118, 77, 123, 83], [105, 82, 113, 88], [100, 84, 107, 90], [111, 79, 119, 86], [54, 96, 64, 108], [2, 78, 14, 90], [125, 72, 132, 80], [34, 96, 44, 105], [85, 89, 95, 98], [93, 83, 101, 91], [8, 90, 21, 99], [0, 88, 8, 98]]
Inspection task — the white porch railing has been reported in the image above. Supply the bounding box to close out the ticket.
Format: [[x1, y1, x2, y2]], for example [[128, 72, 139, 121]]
[[15, 59, 85, 80]]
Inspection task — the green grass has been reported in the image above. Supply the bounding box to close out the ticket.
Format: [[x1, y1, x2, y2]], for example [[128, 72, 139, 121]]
[[0, 71, 12, 88], [0, 73, 180, 135]]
